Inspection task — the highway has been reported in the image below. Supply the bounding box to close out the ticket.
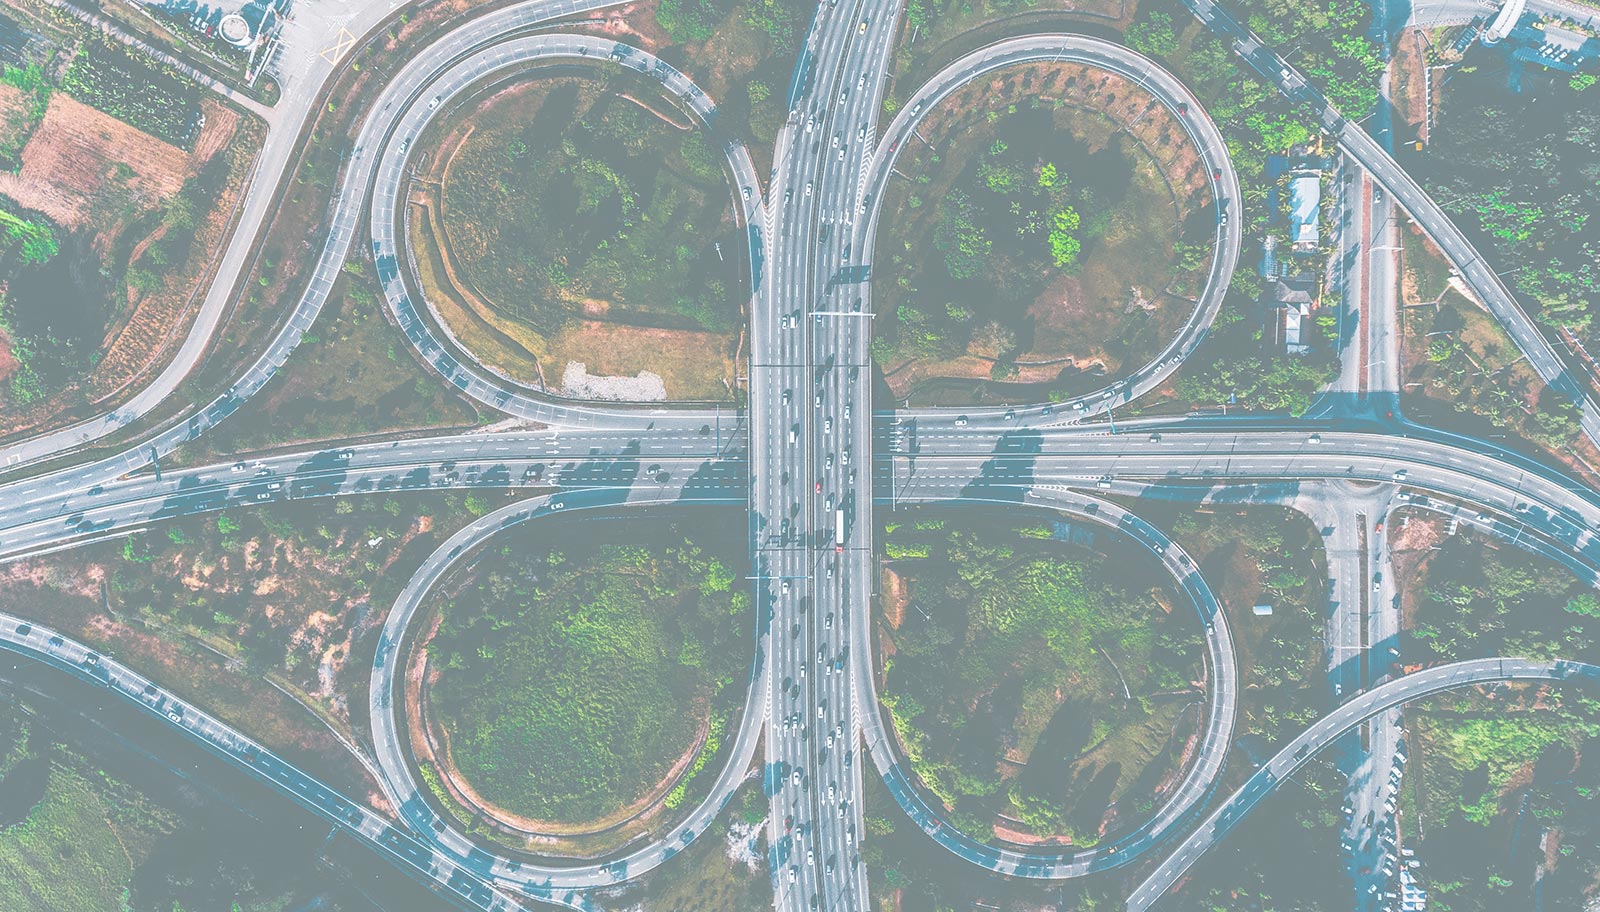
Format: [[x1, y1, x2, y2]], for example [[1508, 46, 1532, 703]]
[[365, 487, 767, 893], [1180, 0, 1600, 450], [370, 35, 766, 415], [858, 486, 1238, 877], [0, 609, 562, 912], [0, 0, 633, 477], [0, 0, 1595, 907], [1125, 657, 1600, 911], [758, 0, 899, 907], [859, 34, 1242, 427]]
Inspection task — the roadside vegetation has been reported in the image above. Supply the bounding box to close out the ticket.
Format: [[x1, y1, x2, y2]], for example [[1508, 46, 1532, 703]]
[[174, 240, 484, 464], [873, 62, 1210, 405], [1160, 751, 1348, 911], [0, 491, 511, 797], [424, 512, 751, 825], [639, 0, 809, 155], [0, 698, 386, 912], [0, 2, 259, 435], [1398, 523, 1600, 668], [1402, 292, 1584, 452], [419, 74, 743, 398], [1122, 0, 1347, 416], [1405, 686, 1600, 912], [1144, 503, 1326, 743], [878, 511, 1203, 845], [1416, 62, 1600, 338]]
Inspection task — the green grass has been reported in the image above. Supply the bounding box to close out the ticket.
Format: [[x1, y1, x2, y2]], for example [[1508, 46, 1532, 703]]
[[60, 36, 201, 147], [0, 757, 165, 912], [1401, 223, 1451, 303], [437, 76, 740, 340], [426, 514, 750, 824], [879, 510, 1201, 844]]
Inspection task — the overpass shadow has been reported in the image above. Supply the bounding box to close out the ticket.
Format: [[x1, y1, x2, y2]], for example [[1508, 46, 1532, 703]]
[[955, 428, 1043, 503]]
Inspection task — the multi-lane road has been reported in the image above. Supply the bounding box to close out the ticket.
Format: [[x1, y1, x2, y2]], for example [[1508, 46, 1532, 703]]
[[0, 1, 1598, 911]]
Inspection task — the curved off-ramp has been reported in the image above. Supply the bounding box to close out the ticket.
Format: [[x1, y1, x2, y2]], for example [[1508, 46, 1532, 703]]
[[372, 34, 766, 417], [1127, 656, 1600, 911], [859, 35, 1242, 430], [852, 486, 1238, 877], [0, 610, 549, 912], [367, 486, 770, 893]]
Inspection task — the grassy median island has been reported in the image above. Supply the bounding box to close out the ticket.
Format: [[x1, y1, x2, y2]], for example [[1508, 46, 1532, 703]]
[[422, 513, 751, 830], [414, 74, 745, 400], [872, 61, 1213, 406], [877, 511, 1205, 846]]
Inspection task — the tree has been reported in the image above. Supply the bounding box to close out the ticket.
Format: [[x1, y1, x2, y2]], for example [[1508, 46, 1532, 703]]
[[1126, 10, 1178, 58], [1048, 208, 1081, 268], [1571, 73, 1597, 92]]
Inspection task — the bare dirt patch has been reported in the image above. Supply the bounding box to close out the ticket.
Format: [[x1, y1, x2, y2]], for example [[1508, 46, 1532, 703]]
[[0, 93, 188, 229]]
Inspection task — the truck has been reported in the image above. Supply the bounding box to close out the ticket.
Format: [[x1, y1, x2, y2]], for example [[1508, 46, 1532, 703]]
[[835, 508, 846, 552]]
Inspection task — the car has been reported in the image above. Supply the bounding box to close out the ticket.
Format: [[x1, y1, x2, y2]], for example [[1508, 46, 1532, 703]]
[[815, 391, 824, 407], [805, 182, 813, 196], [785, 188, 793, 201], [231, 462, 246, 473], [807, 849, 815, 864], [1212, 168, 1222, 180], [806, 116, 815, 132], [782, 579, 791, 593], [1219, 211, 1228, 225], [837, 147, 845, 160], [743, 186, 752, 200], [815, 312, 823, 324], [1375, 521, 1384, 534], [825, 613, 833, 629], [1177, 101, 1188, 114], [838, 89, 847, 103], [84, 653, 99, 666], [783, 390, 792, 404], [842, 448, 850, 465], [1308, 433, 1322, 443], [1373, 573, 1383, 591], [14, 623, 29, 636], [789, 867, 797, 883], [816, 480, 823, 493], [857, 126, 866, 141], [832, 134, 840, 148], [856, 74, 866, 89], [1149, 432, 1162, 442], [858, 18, 867, 32], [824, 418, 833, 433], [799, 662, 806, 677], [954, 415, 968, 427], [429, 96, 441, 109], [1393, 469, 1408, 481], [793, 770, 802, 785]]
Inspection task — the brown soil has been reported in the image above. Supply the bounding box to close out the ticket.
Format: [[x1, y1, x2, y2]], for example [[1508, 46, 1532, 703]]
[[0, 93, 189, 229], [0, 81, 29, 128]]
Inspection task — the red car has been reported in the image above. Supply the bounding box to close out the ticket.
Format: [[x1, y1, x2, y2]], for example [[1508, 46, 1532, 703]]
[[816, 480, 823, 493], [1212, 168, 1222, 180], [1177, 101, 1188, 115]]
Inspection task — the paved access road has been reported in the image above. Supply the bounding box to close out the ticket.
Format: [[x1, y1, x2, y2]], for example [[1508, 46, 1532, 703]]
[[1181, 0, 1600, 450], [0, 0, 631, 477], [859, 34, 1242, 427], [1126, 657, 1600, 911]]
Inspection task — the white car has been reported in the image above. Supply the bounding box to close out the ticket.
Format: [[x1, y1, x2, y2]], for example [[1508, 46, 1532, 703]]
[[805, 182, 813, 196]]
